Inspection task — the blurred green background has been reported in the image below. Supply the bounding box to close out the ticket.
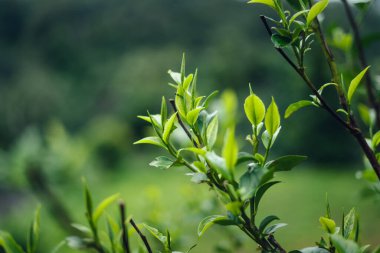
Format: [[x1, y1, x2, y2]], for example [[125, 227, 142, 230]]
[[0, 0, 379, 252]]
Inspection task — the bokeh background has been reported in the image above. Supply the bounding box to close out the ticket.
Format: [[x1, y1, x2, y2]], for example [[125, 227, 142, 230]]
[[0, 0, 379, 252]]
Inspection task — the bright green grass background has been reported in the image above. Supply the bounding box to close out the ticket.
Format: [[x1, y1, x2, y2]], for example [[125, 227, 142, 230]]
[[1, 153, 379, 252]]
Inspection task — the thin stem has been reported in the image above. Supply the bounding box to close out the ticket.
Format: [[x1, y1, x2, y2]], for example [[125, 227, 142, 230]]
[[341, 0, 380, 128], [130, 219, 153, 253], [119, 202, 131, 253], [268, 235, 286, 253], [169, 99, 199, 147]]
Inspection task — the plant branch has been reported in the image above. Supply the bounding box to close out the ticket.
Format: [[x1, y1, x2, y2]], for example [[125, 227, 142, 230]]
[[268, 235, 286, 253], [260, 14, 380, 180], [129, 219, 153, 253], [169, 99, 199, 147], [119, 202, 131, 253], [341, 0, 380, 128]]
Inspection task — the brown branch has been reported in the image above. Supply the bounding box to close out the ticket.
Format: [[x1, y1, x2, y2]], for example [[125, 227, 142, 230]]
[[129, 219, 153, 253], [341, 0, 380, 128], [119, 202, 131, 253]]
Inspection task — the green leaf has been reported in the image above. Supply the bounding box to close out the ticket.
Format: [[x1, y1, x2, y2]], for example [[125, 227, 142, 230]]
[[168, 70, 182, 85], [372, 131, 380, 148], [66, 236, 89, 250], [266, 155, 307, 172], [149, 156, 179, 170], [179, 147, 207, 156], [261, 128, 281, 149], [330, 234, 361, 253], [190, 173, 208, 184], [265, 97, 281, 136], [263, 223, 287, 235], [296, 247, 330, 253], [163, 113, 177, 143], [186, 107, 204, 126], [247, 0, 275, 8], [206, 115, 218, 149], [271, 34, 292, 48], [222, 128, 238, 172], [254, 181, 281, 213], [134, 136, 168, 150], [197, 215, 236, 237], [183, 74, 194, 91], [236, 152, 257, 165], [0, 231, 25, 253], [358, 103, 375, 127], [27, 206, 41, 253], [225, 202, 242, 217], [285, 100, 316, 119], [202, 90, 219, 109], [244, 93, 266, 126], [347, 66, 371, 103], [83, 180, 93, 217], [161, 97, 168, 126], [93, 193, 120, 224], [319, 216, 336, 234], [343, 208, 356, 239], [205, 152, 231, 181], [307, 0, 329, 27], [289, 10, 309, 25], [259, 215, 280, 233], [143, 224, 169, 250], [238, 163, 267, 200], [71, 224, 91, 234], [175, 93, 187, 117]]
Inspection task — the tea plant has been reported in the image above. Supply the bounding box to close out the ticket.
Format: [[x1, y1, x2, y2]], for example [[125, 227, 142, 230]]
[[248, 0, 380, 183]]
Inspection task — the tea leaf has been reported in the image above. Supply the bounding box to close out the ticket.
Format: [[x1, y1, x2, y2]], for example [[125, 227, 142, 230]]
[[247, 0, 275, 8], [244, 93, 266, 126], [265, 97, 280, 136], [150, 156, 179, 170], [266, 155, 307, 172], [0, 231, 25, 253], [93, 193, 120, 223], [163, 113, 177, 143], [343, 208, 356, 239], [254, 181, 281, 213], [307, 0, 329, 27], [330, 234, 361, 253], [263, 223, 287, 235], [319, 216, 336, 234], [222, 128, 238, 172], [206, 115, 218, 149], [134, 137, 167, 150], [259, 215, 280, 233], [197, 215, 236, 237], [285, 100, 316, 119], [347, 66, 370, 104], [271, 34, 292, 48]]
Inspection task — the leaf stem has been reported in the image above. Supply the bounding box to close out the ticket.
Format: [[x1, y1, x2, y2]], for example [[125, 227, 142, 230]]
[[129, 219, 153, 253], [119, 202, 131, 253]]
